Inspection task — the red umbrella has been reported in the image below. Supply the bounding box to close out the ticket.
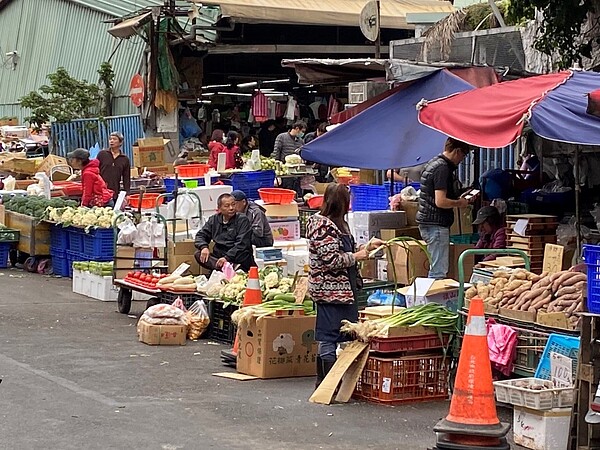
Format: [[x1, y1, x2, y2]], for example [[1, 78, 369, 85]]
[[417, 71, 572, 148]]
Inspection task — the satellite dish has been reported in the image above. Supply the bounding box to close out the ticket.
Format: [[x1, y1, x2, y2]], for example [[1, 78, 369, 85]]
[[360, 0, 379, 42]]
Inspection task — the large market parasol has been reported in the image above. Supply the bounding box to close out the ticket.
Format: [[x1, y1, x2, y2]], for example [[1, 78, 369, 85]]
[[417, 70, 600, 148]]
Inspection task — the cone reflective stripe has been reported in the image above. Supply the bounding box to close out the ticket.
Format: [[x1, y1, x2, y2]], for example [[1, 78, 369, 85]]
[[445, 297, 499, 427], [242, 266, 262, 306]]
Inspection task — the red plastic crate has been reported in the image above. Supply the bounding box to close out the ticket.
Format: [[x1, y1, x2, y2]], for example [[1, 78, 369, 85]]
[[354, 354, 449, 405], [369, 333, 450, 353]]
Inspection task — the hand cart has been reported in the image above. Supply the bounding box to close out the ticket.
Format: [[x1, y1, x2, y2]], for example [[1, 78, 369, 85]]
[[449, 248, 531, 391], [112, 204, 169, 314]]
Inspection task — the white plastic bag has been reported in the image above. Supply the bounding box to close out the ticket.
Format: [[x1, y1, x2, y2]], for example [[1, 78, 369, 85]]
[[400, 186, 419, 201], [133, 221, 153, 248], [150, 220, 166, 247], [117, 217, 137, 245], [186, 300, 210, 339], [166, 193, 200, 220], [3, 175, 15, 191], [204, 270, 227, 297]]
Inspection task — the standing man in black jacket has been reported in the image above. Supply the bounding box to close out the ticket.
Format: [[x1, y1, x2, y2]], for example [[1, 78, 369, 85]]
[[97, 131, 131, 201], [194, 193, 255, 272], [416, 138, 471, 279]]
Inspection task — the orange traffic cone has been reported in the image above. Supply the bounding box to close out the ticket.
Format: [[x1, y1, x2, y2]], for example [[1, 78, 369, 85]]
[[231, 267, 262, 356], [432, 297, 510, 449]]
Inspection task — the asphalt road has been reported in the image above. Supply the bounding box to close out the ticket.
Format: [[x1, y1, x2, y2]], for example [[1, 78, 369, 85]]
[[0, 269, 518, 450]]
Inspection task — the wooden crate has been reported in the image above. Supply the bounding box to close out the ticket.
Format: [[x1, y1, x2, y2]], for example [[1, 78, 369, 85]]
[[4, 211, 50, 256]]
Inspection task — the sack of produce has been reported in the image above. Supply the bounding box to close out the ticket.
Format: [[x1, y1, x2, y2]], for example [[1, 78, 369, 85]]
[[185, 300, 210, 340], [140, 303, 187, 325]]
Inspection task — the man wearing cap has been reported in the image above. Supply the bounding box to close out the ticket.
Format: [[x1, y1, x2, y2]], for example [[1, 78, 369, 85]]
[[416, 137, 472, 279], [231, 190, 274, 248], [97, 131, 131, 201], [194, 193, 255, 272], [474, 206, 506, 262]]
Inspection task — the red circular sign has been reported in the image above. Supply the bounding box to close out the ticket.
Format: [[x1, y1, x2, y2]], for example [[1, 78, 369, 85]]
[[129, 74, 144, 107]]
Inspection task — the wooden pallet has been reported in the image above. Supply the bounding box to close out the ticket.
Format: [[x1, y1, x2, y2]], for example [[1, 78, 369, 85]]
[[506, 214, 558, 223], [508, 234, 558, 244]]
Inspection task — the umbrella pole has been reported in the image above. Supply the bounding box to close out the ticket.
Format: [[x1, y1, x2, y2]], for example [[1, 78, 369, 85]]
[[575, 145, 582, 261]]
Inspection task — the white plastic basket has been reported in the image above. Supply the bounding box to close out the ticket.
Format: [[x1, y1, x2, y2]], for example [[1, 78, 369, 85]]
[[493, 377, 574, 410]]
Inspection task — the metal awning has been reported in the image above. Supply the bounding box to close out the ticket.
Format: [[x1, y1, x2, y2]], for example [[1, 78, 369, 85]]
[[108, 12, 152, 38], [199, 0, 455, 29], [281, 58, 387, 84]]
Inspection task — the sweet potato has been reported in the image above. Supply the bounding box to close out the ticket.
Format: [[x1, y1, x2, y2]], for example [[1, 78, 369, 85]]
[[555, 285, 578, 297], [493, 270, 510, 279], [466, 286, 478, 300], [552, 272, 587, 292]]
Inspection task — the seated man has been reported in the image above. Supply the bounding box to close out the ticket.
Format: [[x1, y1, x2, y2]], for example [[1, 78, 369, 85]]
[[231, 190, 274, 248], [194, 193, 255, 272]]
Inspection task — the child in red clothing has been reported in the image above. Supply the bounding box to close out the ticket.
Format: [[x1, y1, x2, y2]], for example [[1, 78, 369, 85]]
[[67, 148, 114, 207], [224, 131, 242, 169]]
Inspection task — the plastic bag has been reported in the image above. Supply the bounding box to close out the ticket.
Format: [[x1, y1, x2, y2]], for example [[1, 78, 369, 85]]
[[186, 300, 210, 340], [203, 270, 227, 297], [133, 221, 153, 248], [117, 217, 137, 245], [222, 262, 236, 280], [171, 297, 188, 313], [140, 303, 187, 325], [400, 186, 418, 201], [180, 109, 202, 139], [3, 175, 15, 191], [367, 290, 406, 307], [151, 220, 166, 247], [166, 193, 200, 220]]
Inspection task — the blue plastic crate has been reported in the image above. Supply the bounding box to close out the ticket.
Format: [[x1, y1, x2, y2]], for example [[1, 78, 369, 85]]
[[82, 228, 115, 260], [68, 228, 85, 253], [52, 254, 70, 277], [534, 333, 580, 381], [223, 170, 276, 200], [583, 245, 600, 313], [0, 242, 10, 269], [50, 225, 69, 250], [384, 181, 421, 194], [350, 184, 389, 212]]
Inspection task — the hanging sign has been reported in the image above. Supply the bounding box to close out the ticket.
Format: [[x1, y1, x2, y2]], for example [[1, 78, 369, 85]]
[[129, 74, 145, 107]]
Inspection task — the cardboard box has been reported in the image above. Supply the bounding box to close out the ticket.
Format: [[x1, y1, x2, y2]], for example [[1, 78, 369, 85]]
[[133, 137, 169, 168], [386, 240, 430, 285], [401, 201, 419, 227], [447, 243, 475, 281], [167, 240, 203, 275], [399, 279, 460, 311], [0, 204, 5, 225], [272, 239, 308, 253], [37, 154, 69, 179], [141, 165, 173, 177], [349, 211, 407, 245], [513, 406, 571, 450], [450, 206, 473, 236], [380, 226, 421, 241], [360, 259, 377, 279], [255, 200, 299, 218], [137, 320, 187, 346], [499, 307, 537, 323], [237, 312, 317, 379], [269, 220, 300, 241]]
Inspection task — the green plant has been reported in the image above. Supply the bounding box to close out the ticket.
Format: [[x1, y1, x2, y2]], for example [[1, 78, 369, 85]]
[[19, 65, 110, 127], [508, 0, 599, 69], [98, 62, 115, 117]]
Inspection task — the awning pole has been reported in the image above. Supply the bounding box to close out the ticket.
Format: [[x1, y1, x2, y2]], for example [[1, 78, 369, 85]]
[[375, 0, 381, 58], [575, 145, 582, 261]]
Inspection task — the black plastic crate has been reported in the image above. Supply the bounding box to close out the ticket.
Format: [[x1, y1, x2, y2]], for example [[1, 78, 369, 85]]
[[159, 290, 202, 309], [356, 281, 398, 310], [208, 300, 239, 344]]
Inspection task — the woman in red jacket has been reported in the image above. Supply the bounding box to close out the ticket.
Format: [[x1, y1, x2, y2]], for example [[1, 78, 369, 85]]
[[67, 149, 114, 207], [474, 206, 507, 262], [208, 129, 225, 169], [224, 131, 242, 169]]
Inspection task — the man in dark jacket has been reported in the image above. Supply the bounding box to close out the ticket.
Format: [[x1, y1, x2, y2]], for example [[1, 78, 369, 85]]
[[416, 138, 471, 279], [97, 131, 131, 201], [231, 190, 274, 248], [194, 193, 255, 272], [271, 121, 306, 162]]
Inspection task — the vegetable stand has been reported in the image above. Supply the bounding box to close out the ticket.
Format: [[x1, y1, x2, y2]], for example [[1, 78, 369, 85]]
[[112, 211, 168, 314]]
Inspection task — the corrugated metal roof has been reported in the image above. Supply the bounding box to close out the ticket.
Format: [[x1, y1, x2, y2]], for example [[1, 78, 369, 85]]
[[0, 0, 145, 121], [66, 0, 165, 18]]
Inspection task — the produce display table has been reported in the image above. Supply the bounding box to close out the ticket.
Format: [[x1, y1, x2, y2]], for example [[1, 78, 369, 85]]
[[4, 210, 50, 256]]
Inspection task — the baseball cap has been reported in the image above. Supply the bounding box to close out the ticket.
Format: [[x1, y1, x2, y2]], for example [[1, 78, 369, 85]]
[[473, 206, 500, 225], [231, 190, 247, 201], [66, 148, 90, 160]]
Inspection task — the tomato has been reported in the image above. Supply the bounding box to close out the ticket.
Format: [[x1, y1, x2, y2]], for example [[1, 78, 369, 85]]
[[127, 271, 135, 278], [133, 272, 142, 279]]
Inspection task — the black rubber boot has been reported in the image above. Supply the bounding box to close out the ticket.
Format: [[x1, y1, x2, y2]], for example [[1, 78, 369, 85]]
[[315, 356, 325, 389], [322, 358, 336, 379]]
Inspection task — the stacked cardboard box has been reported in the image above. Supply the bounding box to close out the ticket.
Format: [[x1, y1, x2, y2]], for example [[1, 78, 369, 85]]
[[506, 214, 558, 273]]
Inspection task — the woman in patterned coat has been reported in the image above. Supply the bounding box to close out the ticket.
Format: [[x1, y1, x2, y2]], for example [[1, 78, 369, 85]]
[[306, 184, 383, 387]]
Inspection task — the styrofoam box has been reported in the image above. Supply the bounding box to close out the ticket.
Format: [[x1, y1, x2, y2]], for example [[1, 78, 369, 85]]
[[272, 239, 308, 253], [513, 406, 571, 450], [284, 250, 309, 275], [72, 270, 118, 302]]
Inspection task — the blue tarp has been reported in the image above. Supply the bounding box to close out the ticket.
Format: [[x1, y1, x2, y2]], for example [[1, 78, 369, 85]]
[[300, 70, 474, 170], [530, 71, 600, 146]]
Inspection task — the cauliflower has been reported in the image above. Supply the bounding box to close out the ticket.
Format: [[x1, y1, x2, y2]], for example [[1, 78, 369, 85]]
[[82, 212, 98, 226], [206, 283, 222, 298], [97, 216, 113, 228], [264, 272, 279, 289], [61, 209, 75, 222], [72, 213, 84, 227]]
